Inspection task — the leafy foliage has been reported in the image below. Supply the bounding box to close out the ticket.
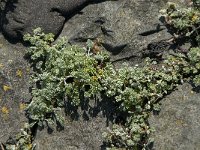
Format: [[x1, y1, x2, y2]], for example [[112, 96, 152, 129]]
[[24, 28, 112, 126], [5, 123, 35, 150], [22, 2, 200, 149], [161, 1, 200, 45], [193, 0, 200, 8], [161, 1, 200, 86], [23, 27, 200, 149]]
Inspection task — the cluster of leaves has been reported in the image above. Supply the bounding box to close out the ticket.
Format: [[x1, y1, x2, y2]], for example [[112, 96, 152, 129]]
[[24, 29, 158, 149], [23, 3, 200, 149], [0, 0, 9, 11], [193, 0, 200, 8], [101, 48, 200, 149], [1, 1, 199, 150], [5, 123, 35, 150], [24, 25, 200, 149], [161, 1, 200, 45], [24, 28, 113, 126], [161, 1, 200, 86]]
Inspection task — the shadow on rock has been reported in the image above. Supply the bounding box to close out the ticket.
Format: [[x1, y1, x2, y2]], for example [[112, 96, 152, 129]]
[[64, 93, 125, 127]]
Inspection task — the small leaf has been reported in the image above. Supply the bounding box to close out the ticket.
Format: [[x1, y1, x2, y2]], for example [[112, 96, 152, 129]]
[[0, 63, 4, 68], [19, 103, 27, 111], [16, 69, 23, 77], [3, 85, 11, 91], [2, 106, 9, 114]]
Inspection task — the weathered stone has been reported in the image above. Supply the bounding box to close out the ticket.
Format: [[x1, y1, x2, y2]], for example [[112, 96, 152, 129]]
[[34, 115, 108, 150], [60, 0, 171, 65], [34, 0, 172, 149], [0, 0, 199, 149], [149, 83, 200, 150], [1, 0, 100, 40], [0, 34, 30, 143], [33, 94, 116, 150]]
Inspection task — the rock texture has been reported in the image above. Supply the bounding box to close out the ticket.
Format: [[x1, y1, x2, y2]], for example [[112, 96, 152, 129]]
[[60, 0, 171, 65], [0, 0, 200, 150], [1, 0, 103, 40], [33, 0, 172, 149], [0, 34, 30, 143], [33, 96, 116, 150], [34, 115, 108, 150], [149, 83, 200, 150]]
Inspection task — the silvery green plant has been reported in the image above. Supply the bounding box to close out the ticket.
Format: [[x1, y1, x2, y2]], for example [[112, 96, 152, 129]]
[[24, 28, 112, 126], [161, 1, 200, 86], [5, 123, 35, 150], [24, 25, 200, 149]]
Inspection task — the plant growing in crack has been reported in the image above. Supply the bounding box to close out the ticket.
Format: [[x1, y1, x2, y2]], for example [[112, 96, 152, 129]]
[[9, 1, 198, 149]]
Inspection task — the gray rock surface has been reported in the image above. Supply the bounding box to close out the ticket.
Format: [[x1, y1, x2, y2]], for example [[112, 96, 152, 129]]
[[33, 0, 171, 149], [0, 0, 199, 150], [60, 0, 171, 65], [0, 34, 30, 143], [34, 115, 108, 150], [1, 0, 102, 40], [149, 83, 200, 150]]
